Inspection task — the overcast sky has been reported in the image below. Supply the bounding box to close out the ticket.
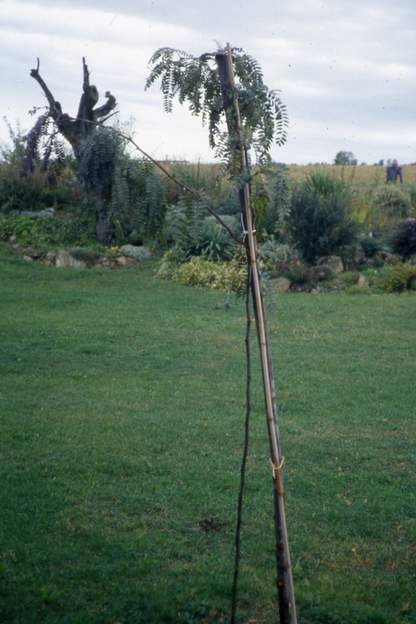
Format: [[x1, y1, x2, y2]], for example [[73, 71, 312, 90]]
[[1, 0, 415, 164]]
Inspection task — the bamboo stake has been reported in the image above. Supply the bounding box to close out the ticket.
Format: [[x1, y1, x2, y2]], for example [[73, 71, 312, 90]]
[[216, 46, 297, 624]]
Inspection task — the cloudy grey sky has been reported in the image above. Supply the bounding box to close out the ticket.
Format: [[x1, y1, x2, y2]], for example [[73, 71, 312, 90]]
[[1, 0, 415, 163]]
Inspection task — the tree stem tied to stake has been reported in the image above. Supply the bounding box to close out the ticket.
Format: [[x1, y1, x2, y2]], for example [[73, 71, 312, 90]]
[[216, 45, 297, 624]]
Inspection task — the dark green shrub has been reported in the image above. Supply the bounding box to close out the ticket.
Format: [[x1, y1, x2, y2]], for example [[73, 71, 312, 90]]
[[390, 218, 416, 260], [258, 238, 295, 275], [0, 173, 51, 214], [216, 189, 240, 216], [282, 261, 316, 287], [288, 173, 357, 263], [360, 236, 386, 258]]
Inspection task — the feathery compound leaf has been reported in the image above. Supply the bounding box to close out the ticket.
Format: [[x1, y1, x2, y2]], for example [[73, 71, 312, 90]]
[[145, 46, 288, 167]]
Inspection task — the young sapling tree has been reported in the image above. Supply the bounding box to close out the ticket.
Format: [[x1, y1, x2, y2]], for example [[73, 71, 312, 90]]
[[146, 45, 296, 624]]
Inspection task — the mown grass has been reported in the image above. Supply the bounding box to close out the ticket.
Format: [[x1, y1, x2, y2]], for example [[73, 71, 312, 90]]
[[0, 244, 415, 624]]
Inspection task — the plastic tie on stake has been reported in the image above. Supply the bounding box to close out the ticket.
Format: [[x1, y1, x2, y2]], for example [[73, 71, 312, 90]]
[[270, 457, 285, 495], [240, 213, 256, 243]]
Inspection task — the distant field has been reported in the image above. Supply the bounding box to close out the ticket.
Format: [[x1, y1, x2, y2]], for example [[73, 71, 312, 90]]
[[163, 161, 416, 198], [288, 164, 416, 192], [1, 247, 415, 623], [289, 163, 414, 184]]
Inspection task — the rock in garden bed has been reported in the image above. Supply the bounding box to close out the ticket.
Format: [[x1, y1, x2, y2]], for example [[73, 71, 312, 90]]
[[55, 249, 87, 268], [115, 255, 137, 267], [119, 245, 151, 261]]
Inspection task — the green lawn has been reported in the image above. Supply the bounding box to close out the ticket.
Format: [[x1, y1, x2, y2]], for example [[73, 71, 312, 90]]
[[1, 245, 415, 624]]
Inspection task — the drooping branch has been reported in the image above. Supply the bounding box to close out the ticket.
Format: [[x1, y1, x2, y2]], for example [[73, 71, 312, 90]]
[[20, 112, 50, 176]]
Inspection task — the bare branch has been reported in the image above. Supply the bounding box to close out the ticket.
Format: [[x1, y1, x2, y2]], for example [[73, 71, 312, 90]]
[[30, 59, 61, 118], [82, 57, 90, 92]]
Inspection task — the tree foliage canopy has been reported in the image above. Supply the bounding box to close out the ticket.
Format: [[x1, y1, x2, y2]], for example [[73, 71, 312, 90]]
[[145, 47, 288, 165], [334, 150, 357, 166]]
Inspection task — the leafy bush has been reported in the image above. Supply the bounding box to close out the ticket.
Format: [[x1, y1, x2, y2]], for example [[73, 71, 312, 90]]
[[336, 271, 360, 287], [288, 173, 357, 263], [373, 186, 411, 220], [172, 256, 247, 294], [258, 238, 295, 274], [282, 261, 316, 287], [156, 247, 187, 280], [284, 262, 314, 286], [390, 218, 416, 260], [279, 259, 339, 290], [0, 214, 95, 247], [327, 270, 362, 292], [0, 173, 51, 214], [383, 263, 416, 292], [359, 266, 390, 289]]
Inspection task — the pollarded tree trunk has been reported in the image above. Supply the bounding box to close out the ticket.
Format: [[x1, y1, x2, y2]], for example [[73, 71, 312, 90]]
[[30, 57, 116, 157], [28, 58, 117, 244], [95, 195, 113, 246]]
